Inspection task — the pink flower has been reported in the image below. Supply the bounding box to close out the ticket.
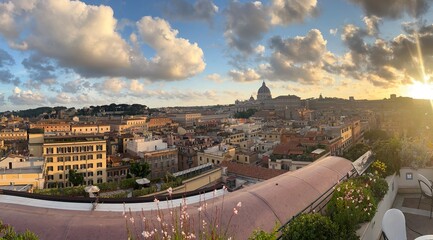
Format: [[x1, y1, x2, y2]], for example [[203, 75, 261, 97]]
[[167, 187, 173, 195], [237, 202, 242, 208], [198, 206, 202, 212], [233, 208, 238, 215]]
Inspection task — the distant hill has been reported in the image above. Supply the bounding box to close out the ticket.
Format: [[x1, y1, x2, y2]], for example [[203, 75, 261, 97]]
[[0, 104, 149, 118]]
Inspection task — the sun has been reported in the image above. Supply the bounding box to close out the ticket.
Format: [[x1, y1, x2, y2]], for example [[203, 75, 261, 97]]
[[407, 81, 433, 100]]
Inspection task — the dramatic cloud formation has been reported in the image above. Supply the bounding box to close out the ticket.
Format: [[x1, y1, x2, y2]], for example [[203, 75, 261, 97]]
[[348, 0, 430, 18], [269, 0, 317, 25], [260, 29, 336, 84], [135, 16, 206, 80], [0, 0, 205, 81], [164, 0, 218, 23], [224, 0, 318, 55], [224, 1, 269, 54], [8, 87, 46, 105], [337, 20, 433, 88]]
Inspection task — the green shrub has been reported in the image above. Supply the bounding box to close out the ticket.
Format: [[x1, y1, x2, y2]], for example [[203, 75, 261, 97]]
[[33, 186, 86, 197], [249, 223, 279, 240], [354, 174, 388, 202], [132, 186, 157, 197], [102, 192, 128, 198], [119, 178, 138, 189], [327, 181, 377, 239], [0, 220, 39, 240], [96, 182, 118, 192], [282, 213, 338, 240]]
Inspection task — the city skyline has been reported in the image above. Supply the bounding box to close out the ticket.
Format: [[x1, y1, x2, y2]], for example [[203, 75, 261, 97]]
[[0, 0, 433, 112]]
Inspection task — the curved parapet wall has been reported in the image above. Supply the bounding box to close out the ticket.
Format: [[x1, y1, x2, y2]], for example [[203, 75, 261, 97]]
[[0, 156, 353, 239]]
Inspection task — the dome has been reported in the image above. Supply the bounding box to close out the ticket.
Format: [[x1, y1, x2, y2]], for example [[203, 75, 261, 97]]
[[258, 81, 271, 94], [257, 81, 272, 101]]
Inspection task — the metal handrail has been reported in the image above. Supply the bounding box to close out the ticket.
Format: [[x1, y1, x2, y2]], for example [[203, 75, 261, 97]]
[[276, 168, 357, 238]]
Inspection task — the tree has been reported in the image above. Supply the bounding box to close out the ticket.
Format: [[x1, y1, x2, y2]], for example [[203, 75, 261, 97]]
[[343, 143, 371, 161], [68, 169, 84, 186], [129, 162, 151, 178], [400, 138, 432, 169], [373, 138, 402, 176], [364, 130, 389, 144]]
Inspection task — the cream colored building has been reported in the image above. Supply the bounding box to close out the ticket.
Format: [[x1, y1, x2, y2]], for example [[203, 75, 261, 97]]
[[0, 128, 27, 141], [30, 120, 71, 133], [0, 156, 45, 190], [170, 113, 202, 127], [71, 124, 111, 134], [197, 144, 235, 165], [43, 135, 107, 188]]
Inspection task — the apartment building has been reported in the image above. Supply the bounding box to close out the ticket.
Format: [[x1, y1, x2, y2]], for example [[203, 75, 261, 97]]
[[126, 137, 178, 179], [0, 128, 27, 141], [71, 124, 111, 134], [197, 144, 235, 166], [30, 120, 71, 133], [42, 135, 107, 188], [169, 113, 201, 127]]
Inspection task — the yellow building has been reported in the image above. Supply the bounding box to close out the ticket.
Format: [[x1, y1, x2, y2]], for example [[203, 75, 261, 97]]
[[0, 156, 45, 190], [30, 120, 71, 133], [197, 144, 235, 165], [43, 135, 107, 188], [0, 129, 27, 141], [71, 124, 111, 134]]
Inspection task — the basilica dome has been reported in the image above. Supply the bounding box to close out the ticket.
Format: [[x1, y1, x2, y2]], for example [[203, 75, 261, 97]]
[[257, 81, 272, 101]]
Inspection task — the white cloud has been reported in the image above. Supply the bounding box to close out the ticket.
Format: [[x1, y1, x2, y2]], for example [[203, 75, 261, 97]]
[[0, 0, 205, 81], [129, 79, 145, 93], [254, 44, 266, 55], [8, 87, 46, 105], [135, 16, 206, 80], [270, 0, 317, 25], [101, 78, 126, 94], [206, 73, 223, 83], [229, 68, 261, 82], [330, 28, 338, 36]]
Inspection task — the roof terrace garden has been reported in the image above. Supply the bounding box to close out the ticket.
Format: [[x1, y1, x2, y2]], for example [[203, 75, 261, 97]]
[[1, 136, 433, 239]]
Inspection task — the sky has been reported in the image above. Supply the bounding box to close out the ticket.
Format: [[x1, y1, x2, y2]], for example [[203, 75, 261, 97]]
[[0, 0, 433, 112]]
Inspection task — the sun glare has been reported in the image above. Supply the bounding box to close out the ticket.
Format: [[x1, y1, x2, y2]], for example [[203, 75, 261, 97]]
[[407, 82, 433, 100]]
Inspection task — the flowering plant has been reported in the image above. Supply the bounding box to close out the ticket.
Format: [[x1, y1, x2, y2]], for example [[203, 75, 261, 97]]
[[370, 160, 387, 178], [327, 180, 376, 239], [354, 174, 388, 202], [124, 186, 241, 239]]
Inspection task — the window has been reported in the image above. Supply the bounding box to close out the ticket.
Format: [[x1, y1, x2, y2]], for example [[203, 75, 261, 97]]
[[97, 162, 102, 168], [65, 156, 71, 162], [73, 156, 78, 161], [87, 155, 93, 160], [73, 164, 78, 170], [96, 145, 103, 151], [80, 155, 86, 160], [65, 174, 69, 179], [97, 154, 103, 159], [47, 175, 54, 180], [57, 157, 64, 162], [87, 163, 93, 168], [66, 165, 71, 170], [47, 166, 53, 171], [46, 148, 53, 154], [97, 171, 103, 176], [57, 166, 64, 171], [97, 178, 103, 184], [46, 157, 53, 162], [59, 174, 63, 179], [80, 164, 86, 169], [88, 172, 94, 177]]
